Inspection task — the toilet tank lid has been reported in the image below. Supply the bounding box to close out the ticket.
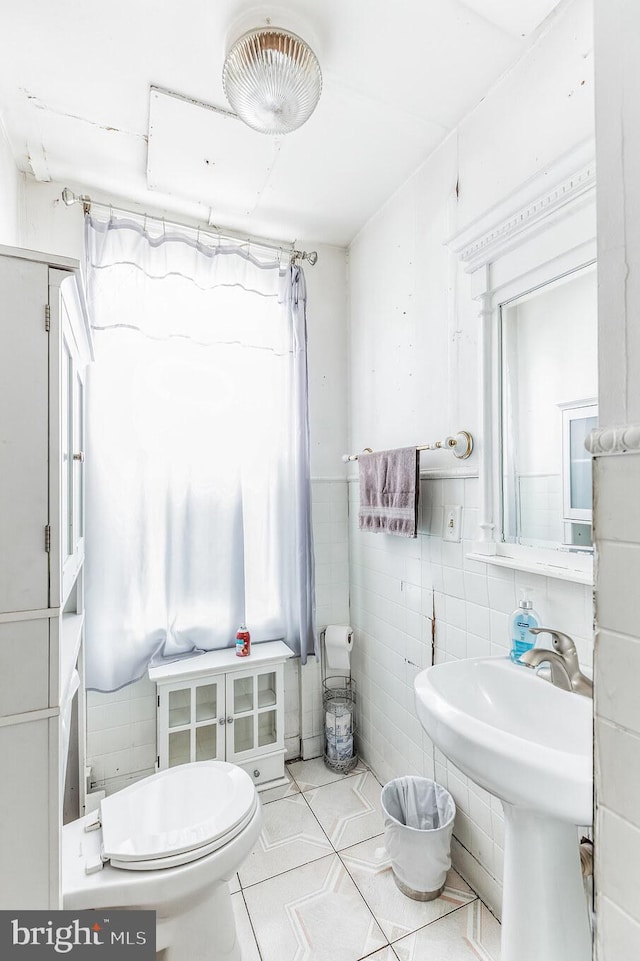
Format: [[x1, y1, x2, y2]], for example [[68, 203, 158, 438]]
[[100, 761, 256, 864]]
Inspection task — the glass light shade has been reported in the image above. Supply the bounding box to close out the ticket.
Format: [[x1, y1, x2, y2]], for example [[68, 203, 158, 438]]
[[223, 28, 322, 135]]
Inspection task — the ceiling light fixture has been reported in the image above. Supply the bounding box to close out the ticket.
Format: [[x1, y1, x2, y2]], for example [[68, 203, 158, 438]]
[[222, 27, 322, 135]]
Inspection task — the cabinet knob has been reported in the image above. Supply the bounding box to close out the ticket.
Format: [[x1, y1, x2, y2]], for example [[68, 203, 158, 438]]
[[73, 451, 85, 462], [226, 716, 234, 724], [253, 769, 260, 779], [218, 717, 226, 725]]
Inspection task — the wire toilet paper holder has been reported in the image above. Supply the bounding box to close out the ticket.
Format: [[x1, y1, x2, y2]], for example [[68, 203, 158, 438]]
[[320, 627, 358, 775]]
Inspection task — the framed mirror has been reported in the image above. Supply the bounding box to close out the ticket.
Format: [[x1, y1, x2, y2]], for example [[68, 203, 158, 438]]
[[500, 264, 598, 552], [447, 144, 597, 583]]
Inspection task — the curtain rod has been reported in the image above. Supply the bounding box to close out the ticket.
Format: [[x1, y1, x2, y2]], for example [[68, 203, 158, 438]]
[[60, 188, 318, 266], [342, 431, 474, 462]]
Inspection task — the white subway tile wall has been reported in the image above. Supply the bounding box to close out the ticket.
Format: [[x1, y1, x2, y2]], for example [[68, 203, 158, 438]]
[[302, 480, 351, 758], [517, 473, 564, 544], [593, 452, 640, 953], [86, 674, 158, 791], [86, 479, 350, 793], [349, 473, 594, 915]]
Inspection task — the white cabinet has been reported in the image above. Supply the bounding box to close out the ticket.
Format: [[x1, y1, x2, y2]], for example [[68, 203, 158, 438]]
[[150, 641, 292, 790], [52, 271, 88, 606], [0, 246, 92, 909], [561, 400, 598, 547]]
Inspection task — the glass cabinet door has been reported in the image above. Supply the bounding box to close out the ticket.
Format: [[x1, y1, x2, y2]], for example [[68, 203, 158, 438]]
[[72, 367, 85, 559], [196, 683, 218, 721], [165, 686, 191, 768], [60, 301, 87, 603], [61, 333, 74, 569], [194, 681, 221, 762], [168, 729, 191, 768], [195, 724, 218, 762], [258, 671, 277, 708], [257, 671, 278, 748], [226, 666, 282, 761], [231, 675, 254, 755], [258, 710, 278, 748], [562, 401, 598, 547], [168, 688, 191, 728], [159, 677, 224, 769]]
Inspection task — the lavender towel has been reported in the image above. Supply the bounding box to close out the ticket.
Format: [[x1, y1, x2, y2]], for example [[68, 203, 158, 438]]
[[358, 447, 420, 537]]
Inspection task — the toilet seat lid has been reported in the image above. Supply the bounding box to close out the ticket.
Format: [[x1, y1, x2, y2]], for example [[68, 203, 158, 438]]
[[100, 761, 256, 866]]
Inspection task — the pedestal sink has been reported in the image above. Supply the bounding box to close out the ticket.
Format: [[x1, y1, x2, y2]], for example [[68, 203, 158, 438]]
[[414, 656, 592, 961]]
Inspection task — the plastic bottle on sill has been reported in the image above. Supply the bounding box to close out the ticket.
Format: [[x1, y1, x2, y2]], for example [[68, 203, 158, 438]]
[[509, 590, 539, 664]]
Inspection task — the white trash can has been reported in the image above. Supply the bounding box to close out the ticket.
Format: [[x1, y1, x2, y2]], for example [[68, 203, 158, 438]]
[[381, 776, 456, 901]]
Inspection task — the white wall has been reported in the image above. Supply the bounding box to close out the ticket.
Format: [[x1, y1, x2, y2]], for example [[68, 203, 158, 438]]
[[593, 1, 640, 957], [595, 3, 640, 429], [0, 116, 20, 246], [348, 0, 594, 916], [21, 178, 349, 791]]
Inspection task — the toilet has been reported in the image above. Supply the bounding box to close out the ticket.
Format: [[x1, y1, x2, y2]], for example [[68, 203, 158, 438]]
[[62, 760, 262, 961]]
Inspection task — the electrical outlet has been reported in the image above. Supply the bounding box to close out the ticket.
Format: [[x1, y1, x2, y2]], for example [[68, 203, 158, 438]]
[[443, 505, 462, 542]]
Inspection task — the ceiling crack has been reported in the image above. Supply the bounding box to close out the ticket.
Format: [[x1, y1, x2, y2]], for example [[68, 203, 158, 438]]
[[21, 88, 147, 141]]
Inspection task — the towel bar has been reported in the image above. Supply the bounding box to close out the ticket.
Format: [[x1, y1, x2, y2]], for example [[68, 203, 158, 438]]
[[342, 430, 473, 462]]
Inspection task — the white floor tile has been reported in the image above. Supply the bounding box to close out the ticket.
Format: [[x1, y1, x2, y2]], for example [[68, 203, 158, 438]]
[[228, 873, 240, 894], [288, 756, 368, 791], [231, 892, 261, 961], [392, 901, 501, 960], [233, 754, 499, 961], [243, 853, 388, 961], [340, 836, 476, 943], [238, 793, 333, 887], [260, 767, 301, 804], [366, 948, 400, 961], [305, 770, 385, 850]]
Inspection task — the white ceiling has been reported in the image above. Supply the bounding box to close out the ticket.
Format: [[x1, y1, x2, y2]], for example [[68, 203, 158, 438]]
[[0, 0, 564, 246]]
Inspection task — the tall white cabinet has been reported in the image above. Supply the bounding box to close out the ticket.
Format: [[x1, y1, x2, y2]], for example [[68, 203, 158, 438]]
[[0, 246, 92, 909]]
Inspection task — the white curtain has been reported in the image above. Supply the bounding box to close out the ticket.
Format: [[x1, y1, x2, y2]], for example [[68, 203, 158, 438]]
[[83, 214, 316, 691]]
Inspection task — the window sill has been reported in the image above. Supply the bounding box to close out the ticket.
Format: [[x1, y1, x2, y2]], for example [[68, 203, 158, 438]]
[[466, 549, 593, 586]]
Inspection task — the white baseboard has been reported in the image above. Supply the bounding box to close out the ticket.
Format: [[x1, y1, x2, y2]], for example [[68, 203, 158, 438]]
[[302, 735, 324, 760], [285, 735, 301, 760], [451, 837, 503, 921]]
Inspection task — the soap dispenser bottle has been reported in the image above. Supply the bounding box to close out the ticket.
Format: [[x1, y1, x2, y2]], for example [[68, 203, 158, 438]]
[[509, 590, 539, 664]]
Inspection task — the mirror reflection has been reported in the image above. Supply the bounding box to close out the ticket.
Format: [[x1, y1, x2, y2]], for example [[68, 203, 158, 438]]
[[500, 265, 598, 551]]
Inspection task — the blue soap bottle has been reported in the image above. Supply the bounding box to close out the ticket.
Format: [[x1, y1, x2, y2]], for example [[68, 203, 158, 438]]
[[509, 590, 539, 664]]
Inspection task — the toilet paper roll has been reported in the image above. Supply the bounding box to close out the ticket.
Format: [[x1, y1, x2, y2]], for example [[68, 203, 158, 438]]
[[325, 709, 352, 737], [327, 735, 353, 761], [324, 625, 353, 670]]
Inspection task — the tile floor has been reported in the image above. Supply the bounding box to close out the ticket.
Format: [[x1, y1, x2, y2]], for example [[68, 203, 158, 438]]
[[230, 759, 501, 961]]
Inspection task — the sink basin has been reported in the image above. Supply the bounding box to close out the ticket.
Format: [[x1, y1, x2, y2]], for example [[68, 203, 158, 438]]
[[414, 656, 593, 961], [414, 655, 592, 824]]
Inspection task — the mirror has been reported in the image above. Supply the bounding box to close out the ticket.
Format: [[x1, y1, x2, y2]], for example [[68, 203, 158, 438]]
[[446, 145, 597, 580], [500, 265, 598, 551]]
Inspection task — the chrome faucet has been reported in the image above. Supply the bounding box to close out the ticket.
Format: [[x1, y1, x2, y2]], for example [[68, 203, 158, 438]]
[[519, 628, 593, 698]]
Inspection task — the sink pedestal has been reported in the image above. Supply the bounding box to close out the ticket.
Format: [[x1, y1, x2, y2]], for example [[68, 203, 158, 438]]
[[501, 804, 591, 961], [414, 657, 593, 960]]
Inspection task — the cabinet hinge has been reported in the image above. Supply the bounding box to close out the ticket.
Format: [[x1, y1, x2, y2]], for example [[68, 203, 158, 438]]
[[44, 525, 51, 553], [157, 756, 160, 768], [44, 304, 51, 332], [157, 695, 160, 708]]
